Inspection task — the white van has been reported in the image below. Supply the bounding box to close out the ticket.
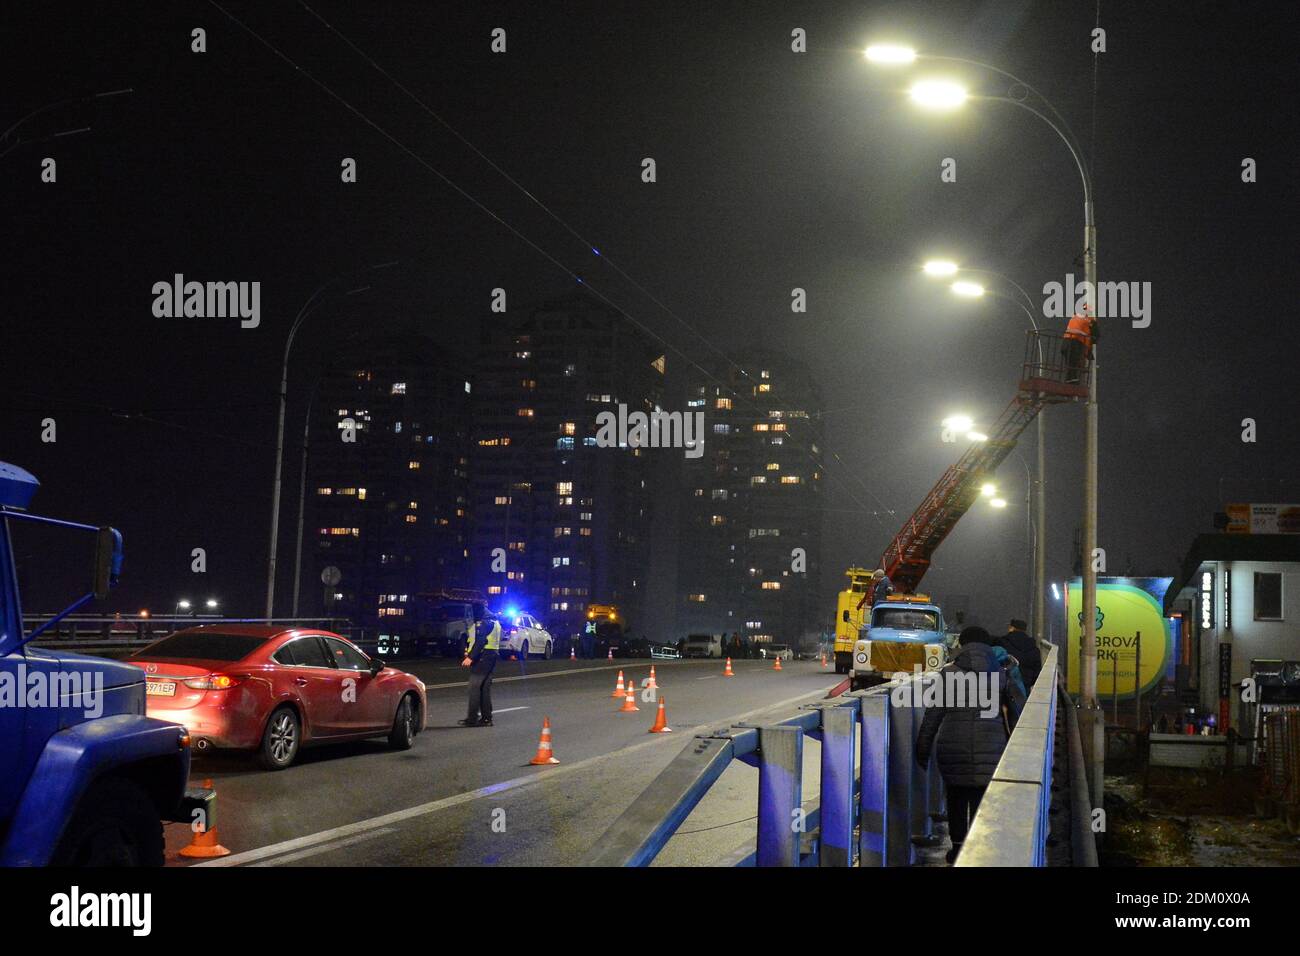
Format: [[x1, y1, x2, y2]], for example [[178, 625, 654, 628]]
[[682, 633, 723, 658]]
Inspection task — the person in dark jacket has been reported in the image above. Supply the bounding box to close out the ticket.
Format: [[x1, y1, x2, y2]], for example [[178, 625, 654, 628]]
[[458, 607, 501, 727], [914, 626, 1014, 863], [988, 618, 1042, 689]]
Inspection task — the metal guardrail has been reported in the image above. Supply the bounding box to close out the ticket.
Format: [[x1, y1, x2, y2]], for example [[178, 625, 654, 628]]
[[957, 646, 1094, 866], [588, 645, 1089, 868], [22, 615, 362, 652], [584, 670, 947, 867]]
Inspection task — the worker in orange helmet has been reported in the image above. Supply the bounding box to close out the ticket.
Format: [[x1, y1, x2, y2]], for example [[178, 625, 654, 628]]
[[1061, 308, 1098, 384]]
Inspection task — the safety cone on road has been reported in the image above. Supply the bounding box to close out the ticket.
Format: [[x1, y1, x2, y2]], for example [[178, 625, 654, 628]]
[[179, 778, 231, 859], [611, 670, 626, 698], [607, 649, 613, 660], [529, 717, 560, 765], [619, 683, 640, 712], [570, 646, 576, 661], [648, 698, 672, 733], [820, 652, 827, 667], [723, 657, 735, 677], [647, 665, 658, 690], [774, 656, 783, 671]]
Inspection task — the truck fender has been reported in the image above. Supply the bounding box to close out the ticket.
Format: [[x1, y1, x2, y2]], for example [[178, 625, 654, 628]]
[[0, 714, 190, 866]]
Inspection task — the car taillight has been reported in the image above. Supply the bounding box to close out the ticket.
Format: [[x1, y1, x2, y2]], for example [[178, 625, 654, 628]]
[[183, 674, 243, 690]]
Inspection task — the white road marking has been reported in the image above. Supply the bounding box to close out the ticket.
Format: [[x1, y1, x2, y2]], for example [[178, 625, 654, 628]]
[[492, 706, 529, 714], [250, 828, 396, 866], [696, 675, 718, 680], [197, 685, 833, 867]]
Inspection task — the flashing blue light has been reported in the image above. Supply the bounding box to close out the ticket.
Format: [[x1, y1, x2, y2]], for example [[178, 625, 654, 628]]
[[592, 247, 601, 255], [505, 606, 519, 619]]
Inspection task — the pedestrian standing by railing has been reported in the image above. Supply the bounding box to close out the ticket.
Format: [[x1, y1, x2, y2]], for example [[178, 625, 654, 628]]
[[915, 626, 1015, 864]]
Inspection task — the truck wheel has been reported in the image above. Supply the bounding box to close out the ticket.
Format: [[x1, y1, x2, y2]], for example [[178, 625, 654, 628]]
[[51, 776, 164, 867], [388, 694, 418, 750], [258, 706, 300, 771]]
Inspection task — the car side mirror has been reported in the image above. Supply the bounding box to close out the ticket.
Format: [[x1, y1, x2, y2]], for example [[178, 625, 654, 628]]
[[369, 658, 385, 677]]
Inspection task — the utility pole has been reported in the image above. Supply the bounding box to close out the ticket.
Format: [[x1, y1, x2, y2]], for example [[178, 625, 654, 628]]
[[1079, 200, 1104, 804]]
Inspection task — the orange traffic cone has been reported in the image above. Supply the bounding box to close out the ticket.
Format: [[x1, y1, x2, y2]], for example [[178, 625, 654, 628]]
[[570, 646, 576, 660], [619, 683, 640, 712], [611, 670, 626, 698], [723, 657, 735, 677], [820, 652, 827, 667], [607, 649, 613, 660], [648, 698, 672, 733], [529, 717, 560, 765], [647, 665, 658, 689], [178, 779, 231, 859], [774, 656, 783, 671]]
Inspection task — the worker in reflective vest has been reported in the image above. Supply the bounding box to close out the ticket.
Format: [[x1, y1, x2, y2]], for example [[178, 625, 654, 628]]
[[459, 607, 501, 727], [1061, 311, 1098, 384]]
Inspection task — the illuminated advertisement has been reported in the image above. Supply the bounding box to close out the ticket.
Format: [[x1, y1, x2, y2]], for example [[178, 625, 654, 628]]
[[1066, 577, 1173, 697]]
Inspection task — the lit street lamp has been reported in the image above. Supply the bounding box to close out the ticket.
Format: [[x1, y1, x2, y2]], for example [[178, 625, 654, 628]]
[[873, 42, 1103, 797]]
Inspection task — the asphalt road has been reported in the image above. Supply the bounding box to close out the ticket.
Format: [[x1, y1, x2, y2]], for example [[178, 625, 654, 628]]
[[164, 656, 842, 866]]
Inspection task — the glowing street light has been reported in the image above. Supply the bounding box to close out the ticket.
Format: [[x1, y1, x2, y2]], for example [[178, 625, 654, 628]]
[[980, 483, 998, 498], [205, 598, 219, 610], [951, 280, 985, 298], [990, 497, 1008, 509], [177, 600, 191, 610], [909, 79, 967, 111], [864, 44, 917, 65], [922, 259, 960, 277], [942, 414, 973, 433], [967, 431, 988, 442]]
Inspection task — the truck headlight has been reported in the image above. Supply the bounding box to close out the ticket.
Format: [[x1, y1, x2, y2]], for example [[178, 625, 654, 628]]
[[855, 653, 868, 664], [925, 644, 942, 669]]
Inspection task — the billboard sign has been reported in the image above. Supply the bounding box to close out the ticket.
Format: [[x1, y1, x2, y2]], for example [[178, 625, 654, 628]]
[[1066, 577, 1173, 697], [1225, 503, 1300, 534]]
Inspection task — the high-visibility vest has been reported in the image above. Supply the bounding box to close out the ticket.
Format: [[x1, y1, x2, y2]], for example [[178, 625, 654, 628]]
[[474, 619, 501, 651], [1064, 314, 1093, 344]]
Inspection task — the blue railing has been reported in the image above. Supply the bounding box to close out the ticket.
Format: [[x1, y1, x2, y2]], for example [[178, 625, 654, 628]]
[[586, 643, 1085, 867]]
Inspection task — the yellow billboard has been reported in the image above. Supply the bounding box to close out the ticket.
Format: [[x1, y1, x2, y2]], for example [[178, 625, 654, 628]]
[[1065, 578, 1172, 697]]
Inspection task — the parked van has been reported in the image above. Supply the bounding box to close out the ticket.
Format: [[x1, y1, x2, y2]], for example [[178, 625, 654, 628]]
[[682, 633, 723, 658]]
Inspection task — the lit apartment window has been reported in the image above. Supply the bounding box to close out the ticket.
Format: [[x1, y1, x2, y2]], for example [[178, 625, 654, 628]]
[[766, 462, 779, 471], [521, 379, 537, 389], [554, 527, 572, 537], [771, 423, 787, 432], [488, 586, 503, 595], [408, 460, 420, 470], [750, 476, 767, 485], [580, 512, 592, 521], [781, 475, 801, 484], [579, 527, 592, 536], [694, 488, 705, 497], [716, 398, 732, 410], [762, 581, 781, 590], [515, 350, 531, 359], [563, 422, 576, 436], [494, 496, 511, 506], [710, 515, 726, 526], [711, 489, 728, 500], [357, 488, 366, 500], [753, 423, 769, 432], [713, 424, 730, 434], [687, 594, 707, 603], [405, 515, 418, 524], [564, 364, 576, 376], [409, 501, 418, 510], [756, 383, 771, 393], [391, 382, 406, 395], [517, 408, 535, 418], [761, 370, 770, 379], [556, 481, 573, 495], [317, 487, 332, 495]]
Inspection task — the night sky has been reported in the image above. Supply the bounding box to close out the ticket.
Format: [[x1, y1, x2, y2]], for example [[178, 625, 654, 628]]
[[4, 1, 1296, 631]]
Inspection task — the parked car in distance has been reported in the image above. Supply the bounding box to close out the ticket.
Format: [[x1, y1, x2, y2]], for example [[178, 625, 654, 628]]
[[758, 643, 793, 661], [499, 613, 553, 659], [128, 625, 426, 770], [682, 633, 723, 658]]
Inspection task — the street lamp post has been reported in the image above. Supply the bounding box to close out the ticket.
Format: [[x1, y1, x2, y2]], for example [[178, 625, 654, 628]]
[[871, 45, 1102, 799], [264, 262, 398, 621], [925, 264, 1048, 644]]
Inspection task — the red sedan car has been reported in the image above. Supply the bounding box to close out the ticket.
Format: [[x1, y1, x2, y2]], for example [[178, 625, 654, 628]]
[[128, 625, 426, 770]]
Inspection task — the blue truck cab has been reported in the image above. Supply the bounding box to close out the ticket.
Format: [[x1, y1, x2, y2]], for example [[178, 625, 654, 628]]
[[0, 461, 193, 866], [848, 593, 955, 690]]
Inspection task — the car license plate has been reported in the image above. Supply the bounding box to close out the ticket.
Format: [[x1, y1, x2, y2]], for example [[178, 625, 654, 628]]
[[146, 680, 177, 697]]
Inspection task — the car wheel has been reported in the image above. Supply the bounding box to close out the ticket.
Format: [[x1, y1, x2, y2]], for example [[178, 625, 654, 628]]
[[520, 639, 530, 659], [544, 641, 553, 660], [258, 706, 300, 771], [50, 776, 164, 866], [388, 694, 418, 750]]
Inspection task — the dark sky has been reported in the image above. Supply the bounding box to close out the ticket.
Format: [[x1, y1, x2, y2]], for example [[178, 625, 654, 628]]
[[4, 1, 1296, 628]]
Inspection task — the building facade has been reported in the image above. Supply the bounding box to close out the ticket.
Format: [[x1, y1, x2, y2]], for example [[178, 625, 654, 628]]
[[307, 333, 472, 633], [469, 291, 664, 640], [677, 351, 824, 649]]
